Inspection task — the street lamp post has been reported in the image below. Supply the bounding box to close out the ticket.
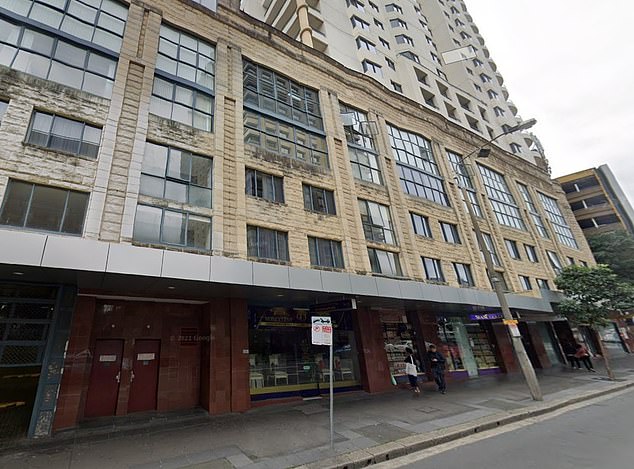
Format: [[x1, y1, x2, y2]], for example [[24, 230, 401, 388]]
[[456, 118, 543, 401]]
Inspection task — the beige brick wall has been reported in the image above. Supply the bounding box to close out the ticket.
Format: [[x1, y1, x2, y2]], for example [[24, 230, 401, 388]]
[[0, 0, 595, 298]]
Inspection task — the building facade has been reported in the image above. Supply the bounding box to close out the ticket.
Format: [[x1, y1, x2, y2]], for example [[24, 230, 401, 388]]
[[556, 165, 634, 236], [241, 0, 546, 166], [0, 0, 593, 440]]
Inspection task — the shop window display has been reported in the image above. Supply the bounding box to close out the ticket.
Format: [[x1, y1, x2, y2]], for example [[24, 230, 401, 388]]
[[436, 319, 465, 372], [380, 311, 421, 377], [248, 308, 360, 398], [465, 322, 500, 370]]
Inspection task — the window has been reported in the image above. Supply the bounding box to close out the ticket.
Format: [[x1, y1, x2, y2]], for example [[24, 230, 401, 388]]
[[151, 25, 215, 131], [359, 199, 396, 244], [391, 81, 402, 92], [536, 278, 550, 289], [505, 239, 521, 260], [192, 0, 217, 10], [411, 213, 432, 237], [488, 270, 510, 291], [379, 37, 390, 49], [0, 17, 118, 98], [243, 61, 327, 169], [473, 83, 482, 92], [453, 263, 474, 287], [437, 68, 448, 80], [487, 90, 499, 100], [567, 256, 576, 266], [581, 260, 588, 267], [0, 100, 8, 121], [346, 0, 365, 11], [519, 275, 532, 291], [247, 225, 289, 261], [422, 257, 444, 282], [525, 244, 539, 263], [348, 147, 383, 185], [351, 16, 370, 30], [0, 180, 89, 235], [546, 250, 563, 275], [386, 58, 395, 70], [308, 237, 344, 268], [362, 59, 383, 76], [388, 125, 449, 206], [510, 143, 523, 154], [245, 168, 284, 203], [374, 19, 384, 30], [385, 3, 403, 14], [478, 165, 525, 230], [446, 150, 482, 216], [481, 232, 501, 266], [473, 58, 484, 67], [538, 193, 578, 249], [390, 18, 408, 29], [303, 184, 336, 215], [465, 67, 473, 75], [416, 69, 429, 85], [440, 222, 461, 244], [517, 183, 549, 238], [133, 205, 211, 250], [426, 36, 435, 47], [26, 111, 102, 158], [395, 34, 414, 46], [369, 2, 379, 12], [399, 51, 420, 64], [480, 73, 492, 83], [356, 37, 376, 52], [493, 106, 505, 117], [140, 142, 213, 208], [340, 103, 382, 185], [368, 248, 402, 276]]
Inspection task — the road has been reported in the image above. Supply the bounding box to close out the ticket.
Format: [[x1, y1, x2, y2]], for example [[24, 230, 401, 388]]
[[388, 388, 634, 469]]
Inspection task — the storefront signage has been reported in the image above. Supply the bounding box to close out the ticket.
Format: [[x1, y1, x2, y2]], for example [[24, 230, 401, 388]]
[[503, 319, 518, 326], [310, 299, 357, 314], [469, 312, 503, 321], [99, 355, 117, 362], [311, 316, 332, 345], [256, 308, 311, 327]]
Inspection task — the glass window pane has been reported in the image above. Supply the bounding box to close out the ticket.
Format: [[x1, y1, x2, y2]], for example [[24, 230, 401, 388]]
[[54, 41, 86, 68], [25, 185, 67, 231], [167, 150, 191, 181], [61, 191, 89, 234], [187, 215, 211, 249], [165, 180, 188, 203], [162, 210, 186, 244], [139, 174, 165, 198], [133, 205, 161, 243], [188, 186, 212, 208], [49, 62, 84, 90], [190, 155, 212, 187], [0, 180, 32, 227], [142, 142, 168, 176]]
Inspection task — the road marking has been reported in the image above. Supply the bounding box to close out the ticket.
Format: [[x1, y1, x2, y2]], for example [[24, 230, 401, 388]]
[[373, 386, 634, 468]]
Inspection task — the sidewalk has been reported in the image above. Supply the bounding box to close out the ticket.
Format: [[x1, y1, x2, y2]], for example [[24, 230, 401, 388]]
[[2, 356, 634, 469]]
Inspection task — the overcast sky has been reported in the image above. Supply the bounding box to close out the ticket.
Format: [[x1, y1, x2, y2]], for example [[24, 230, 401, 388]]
[[465, 0, 634, 202]]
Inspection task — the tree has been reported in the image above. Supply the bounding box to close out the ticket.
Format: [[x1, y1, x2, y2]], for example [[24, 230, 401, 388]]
[[586, 230, 634, 284], [555, 264, 634, 380]]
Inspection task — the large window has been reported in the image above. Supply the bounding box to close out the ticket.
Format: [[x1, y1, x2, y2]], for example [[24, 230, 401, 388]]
[[26, 111, 101, 158], [411, 212, 432, 237], [303, 184, 336, 215], [446, 150, 482, 216], [505, 239, 521, 260], [0, 180, 89, 235], [150, 24, 215, 131], [478, 165, 525, 230], [440, 222, 460, 244], [246, 168, 284, 203], [308, 237, 344, 268], [359, 199, 396, 244], [388, 125, 449, 206], [140, 142, 212, 208], [453, 263, 475, 287], [368, 248, 402, 276], [525, 244, 539, 263], [340, 103, 382, 185], [517, 183, 549, 238], [247, 225, 289, 261], [538, 193, 578, 249], [0, 17, 118, 97], [422, 257, 444, 282], [481, 232, 501, 266], [133, 205, 211, 250], [546, 250, 563, 275], [519, 275, 533, 291], [243, 60, 327, 169]]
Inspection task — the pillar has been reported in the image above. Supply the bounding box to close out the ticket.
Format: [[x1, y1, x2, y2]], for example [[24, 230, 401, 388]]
[[527, 323, 552, 368], [353, 307, 392, 393], [491, 323, 519, 373]]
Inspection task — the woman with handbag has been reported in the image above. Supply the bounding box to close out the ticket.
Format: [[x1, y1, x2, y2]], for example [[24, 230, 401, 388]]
[[405, 347, 421, 394]]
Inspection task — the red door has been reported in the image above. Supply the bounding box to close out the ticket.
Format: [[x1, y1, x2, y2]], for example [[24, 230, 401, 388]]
[[128, 340, 161, 413], [84, 339, 124, 418]]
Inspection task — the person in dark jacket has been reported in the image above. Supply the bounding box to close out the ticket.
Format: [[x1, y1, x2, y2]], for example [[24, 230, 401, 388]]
[[427, 344, 446, 394]]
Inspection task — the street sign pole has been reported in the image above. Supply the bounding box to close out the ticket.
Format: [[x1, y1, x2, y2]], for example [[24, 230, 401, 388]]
[[329, 336, 333, 450], [311, 316, 335, 450]]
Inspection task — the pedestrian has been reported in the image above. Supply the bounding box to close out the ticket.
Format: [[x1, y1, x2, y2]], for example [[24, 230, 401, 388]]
[[575, 343, 596, 372], [404, 347, 420, 394], [427, 344, 447, 394], [563, 342, 581, 369]]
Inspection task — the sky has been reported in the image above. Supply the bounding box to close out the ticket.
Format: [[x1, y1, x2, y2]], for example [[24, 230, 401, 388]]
[[465, 0, 634, 203]]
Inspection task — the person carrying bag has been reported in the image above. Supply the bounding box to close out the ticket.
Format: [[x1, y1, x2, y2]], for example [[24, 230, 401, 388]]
[[404, 347, 421, 394]]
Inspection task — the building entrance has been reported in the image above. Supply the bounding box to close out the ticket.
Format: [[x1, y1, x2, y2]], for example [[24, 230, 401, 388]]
[[84, 339, 124, 418], [128, 339, 161, 413]]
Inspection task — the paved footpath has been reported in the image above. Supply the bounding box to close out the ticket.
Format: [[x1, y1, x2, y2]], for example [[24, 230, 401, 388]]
[[2, 356, 634, 469]]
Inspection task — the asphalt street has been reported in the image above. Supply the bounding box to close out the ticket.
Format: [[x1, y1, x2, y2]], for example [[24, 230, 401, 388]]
[[398, 388, 634, 469]]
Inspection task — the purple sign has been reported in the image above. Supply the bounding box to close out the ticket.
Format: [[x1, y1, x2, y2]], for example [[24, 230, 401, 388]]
[[469, 312, 504, 321]]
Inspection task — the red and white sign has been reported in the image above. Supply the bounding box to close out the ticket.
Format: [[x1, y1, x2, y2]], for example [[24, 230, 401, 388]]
[[311, 316, 332, 345]]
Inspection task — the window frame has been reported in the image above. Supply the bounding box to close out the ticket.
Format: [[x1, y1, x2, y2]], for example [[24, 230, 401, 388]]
[[247, 225, 289, 261], [411, 212, 432, 238], [538, 192, 579, 249], [133, 204, 212, 250], [525, 244, 539, 263], [245, 168, 284, 204], [478, 164, 525, 230], [440, 222, 461, 244], [505, 239, 521, 260], [359, 199, 396, 245], [422, 257, 445, 282], [453, 262, 475, 287], [308, 236, 344, 269], [519, 275, 533, 291], [368, 247, 402, 276], [303, 184, 336, 215]]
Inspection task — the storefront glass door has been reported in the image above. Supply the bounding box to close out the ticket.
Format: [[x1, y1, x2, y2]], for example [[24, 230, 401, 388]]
[[465, 322, 501, 372]]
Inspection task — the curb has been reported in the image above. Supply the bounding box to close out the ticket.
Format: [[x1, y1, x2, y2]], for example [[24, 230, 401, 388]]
[[294, 379, 634, 469]]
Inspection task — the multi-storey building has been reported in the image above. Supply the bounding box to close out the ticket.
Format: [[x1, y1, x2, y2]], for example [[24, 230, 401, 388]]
[[0, 0, 592, 440], [241, 0, 545, 166], [556, 165, 634, 236]]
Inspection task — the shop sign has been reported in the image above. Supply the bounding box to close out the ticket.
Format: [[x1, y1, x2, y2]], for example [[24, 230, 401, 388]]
[[469, 312, 503, 321], [311, 316, 332, 345], [256, 308, 311, 327], [503, 319, 518, 326], [310, 299, 357, 314]]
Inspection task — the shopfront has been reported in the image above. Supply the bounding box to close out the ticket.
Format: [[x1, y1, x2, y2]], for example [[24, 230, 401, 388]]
[[380, 311, 423, 382], [248, 307, 361, 400]]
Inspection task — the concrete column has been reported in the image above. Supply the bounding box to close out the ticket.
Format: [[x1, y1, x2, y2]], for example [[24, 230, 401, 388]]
[[353, 307, 392, 393], [297, 0, 314, 48], [491, 323, 519, 373], [527, 323, 551, 368]]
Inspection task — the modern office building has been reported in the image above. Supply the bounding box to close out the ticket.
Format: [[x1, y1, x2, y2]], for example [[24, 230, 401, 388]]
[[241, 0, 546, 167], [0, 0, 593, 440], [556, 165, 634, 236]]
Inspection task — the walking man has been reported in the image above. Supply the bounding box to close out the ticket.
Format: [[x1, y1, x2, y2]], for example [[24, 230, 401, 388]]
[[427, 344, 446, 394]]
